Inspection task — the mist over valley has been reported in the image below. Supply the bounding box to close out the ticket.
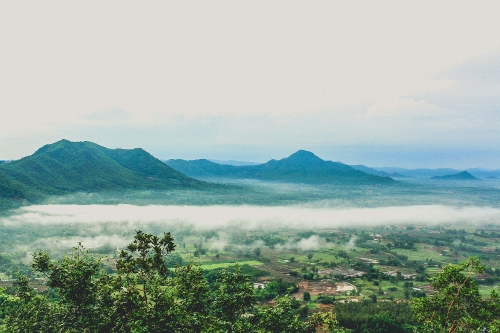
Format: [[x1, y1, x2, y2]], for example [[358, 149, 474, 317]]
[[3, 3, 500, 330], [0, 141, 500, 286]]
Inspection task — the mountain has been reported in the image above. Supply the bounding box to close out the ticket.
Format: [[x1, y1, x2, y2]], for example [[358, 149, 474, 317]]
[[370, 167, 500, 179], [167, 150, 395, 184], [0, 140, 205, 209], [372, 167, 460, 178], [431, 171, 480, 181], [350, 164, 405, 178]]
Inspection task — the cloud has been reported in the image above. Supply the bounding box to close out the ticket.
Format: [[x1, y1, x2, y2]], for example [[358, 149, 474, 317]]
[[296, 235, 321, 251], [5, 204, 500, 258], [3, 204, 500, 230], [30, 234, 129, 252]]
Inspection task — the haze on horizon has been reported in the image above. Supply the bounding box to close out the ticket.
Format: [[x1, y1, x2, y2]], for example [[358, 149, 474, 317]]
[[1, 2, 500, 169]]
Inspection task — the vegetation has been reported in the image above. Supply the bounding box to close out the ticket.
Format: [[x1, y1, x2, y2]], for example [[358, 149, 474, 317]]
[[412, 257, 500, 332], [1, 141, 500, 331], [0, 231, 344, 333], [0, 227, 499, 332], [2, 140, 500, 211], [0, 140, 209, 210]]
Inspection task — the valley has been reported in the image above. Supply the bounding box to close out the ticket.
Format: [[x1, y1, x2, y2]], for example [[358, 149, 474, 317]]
[[1, 141, 500, 331]]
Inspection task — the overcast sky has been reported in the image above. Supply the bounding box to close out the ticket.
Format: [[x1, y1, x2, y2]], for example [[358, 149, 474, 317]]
[[1, 1, 499, 168]]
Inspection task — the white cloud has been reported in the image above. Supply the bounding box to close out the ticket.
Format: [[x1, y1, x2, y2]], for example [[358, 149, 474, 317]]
[[3, 204, 500, 230]]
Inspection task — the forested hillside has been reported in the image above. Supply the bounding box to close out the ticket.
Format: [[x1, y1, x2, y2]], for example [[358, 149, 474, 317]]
[[0, 140, 207, 210]]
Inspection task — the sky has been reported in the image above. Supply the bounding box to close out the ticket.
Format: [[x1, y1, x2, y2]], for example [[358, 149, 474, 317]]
[[1, 1, 499, 168]]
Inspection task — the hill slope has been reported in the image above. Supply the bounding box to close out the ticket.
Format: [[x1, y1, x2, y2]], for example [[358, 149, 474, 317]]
[[167, 150, 395, 184], [0, 140, 204, 209]]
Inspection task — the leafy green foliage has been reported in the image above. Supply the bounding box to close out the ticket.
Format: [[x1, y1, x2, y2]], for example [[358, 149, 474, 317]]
[[334, 300, 415, 331], [412, 257, 500, 333], [116, 230, 175, 277], [255, 279, 298, 301], [2, 231, 342, 333], [358, 313, 407, 333], [252, 296, 339, 333]]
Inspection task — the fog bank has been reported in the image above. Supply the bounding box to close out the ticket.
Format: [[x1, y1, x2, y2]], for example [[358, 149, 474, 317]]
[[2, 204, 500, 229]]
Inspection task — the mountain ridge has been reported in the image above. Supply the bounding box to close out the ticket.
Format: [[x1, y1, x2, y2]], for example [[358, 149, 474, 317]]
[[166, 150, 395, 184], [363, 166, 500, 179], [0, 140, 206, 210]]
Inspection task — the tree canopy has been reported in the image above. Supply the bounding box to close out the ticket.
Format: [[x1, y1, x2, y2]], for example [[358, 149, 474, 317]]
[[412, 257, 500, 333], [1, 230, 343, 333]]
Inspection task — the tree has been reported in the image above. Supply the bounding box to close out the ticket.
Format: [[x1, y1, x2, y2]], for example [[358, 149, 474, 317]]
[[412, 257, 500, 333], [360, 313, 405, 333], [5, 231, 343, 333], [213, 265, 255, 331], [7, 231, 196, 332], [253, 297, 345, 333], [303, 291, 311, 302]]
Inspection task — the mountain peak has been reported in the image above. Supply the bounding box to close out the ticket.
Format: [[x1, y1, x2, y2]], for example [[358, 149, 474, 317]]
[[167, 149, 395, 184], [286, 150, 323, 164], [33, 139, 101, 155], [0, 140, 204, 203]]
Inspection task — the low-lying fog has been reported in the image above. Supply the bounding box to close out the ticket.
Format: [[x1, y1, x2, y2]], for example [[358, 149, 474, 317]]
[[1, 202, 500, 262], [4, 204, 500, 229], [2, 178, 500, 259]]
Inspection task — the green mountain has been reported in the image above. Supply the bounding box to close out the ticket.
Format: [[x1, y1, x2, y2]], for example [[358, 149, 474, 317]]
[[0, 140, 205, 209], [167, 150, 395, 184], [431, 171, 480, 181]]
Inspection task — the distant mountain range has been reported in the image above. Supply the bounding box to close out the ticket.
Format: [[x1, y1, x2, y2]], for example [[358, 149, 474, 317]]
[[0, 140, 205, 210], [350, 165, 500, 179], [166, 150, 395, 184], [0, 143, 397, 211], [5, 140, 496, 211]]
